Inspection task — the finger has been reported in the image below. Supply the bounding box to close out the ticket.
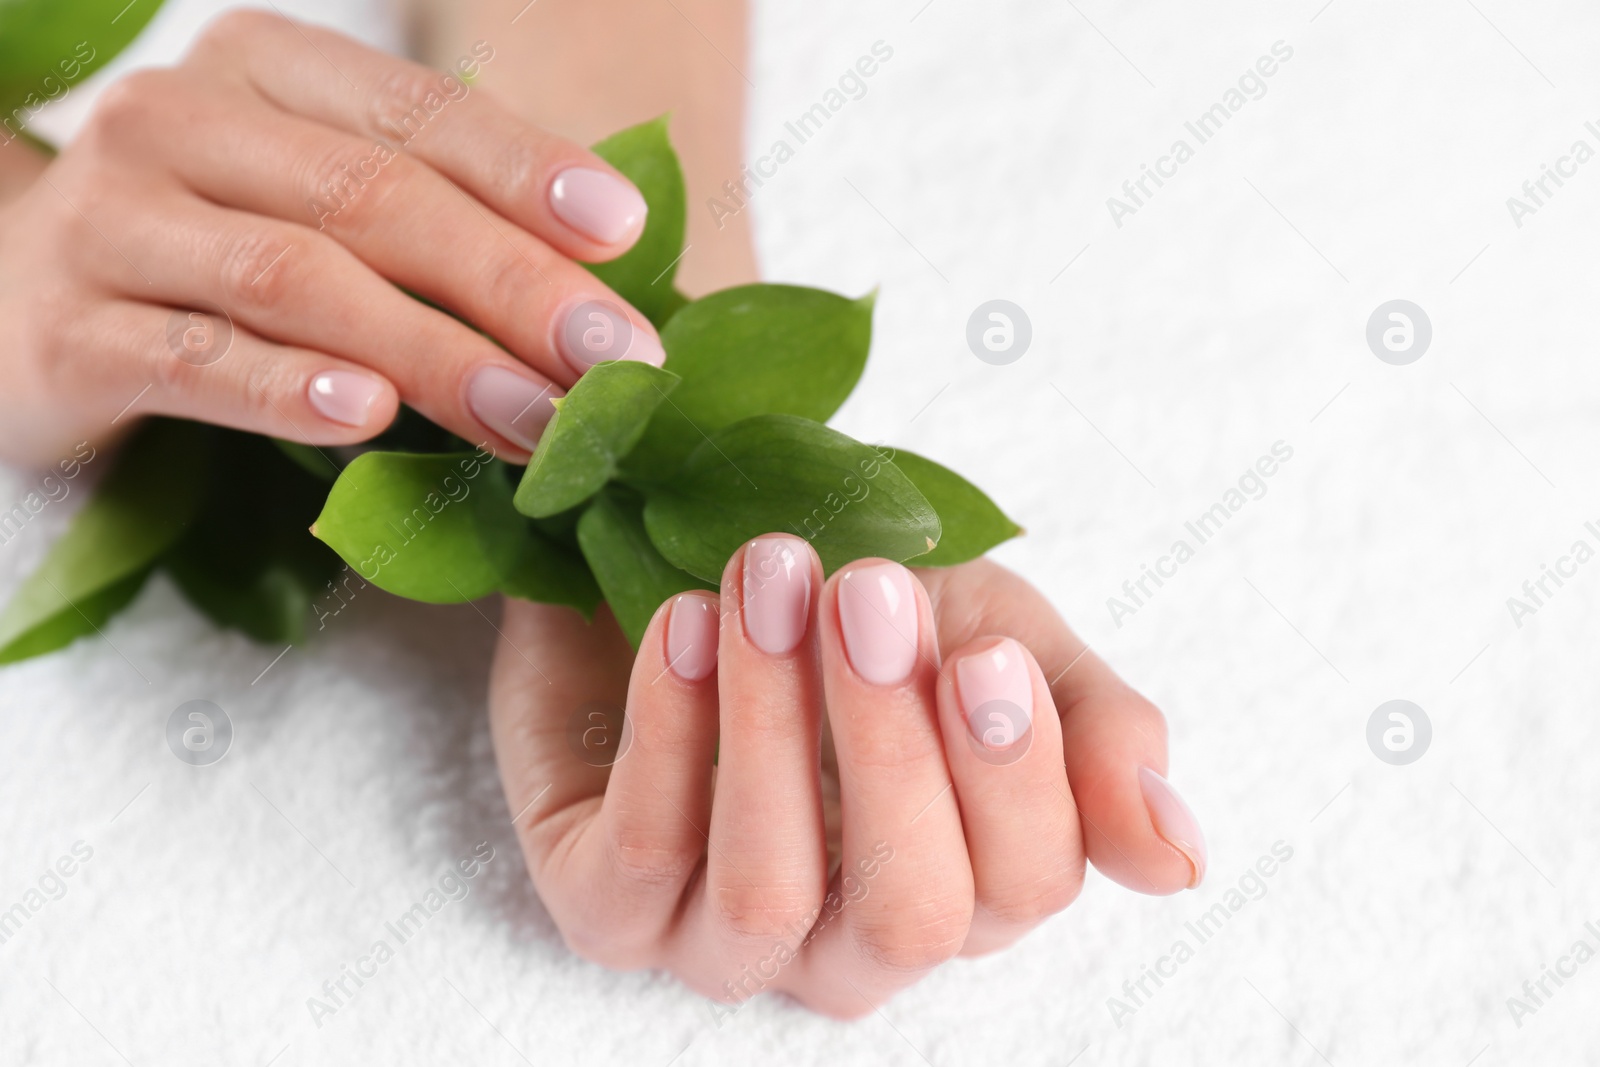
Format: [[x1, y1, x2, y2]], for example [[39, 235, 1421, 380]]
[[678, 536, 827, 964], [934, 636, 1083, 956], [190, 11, 648, 260], [569, 593, 723, 965], [785, 560, 972, 1019], [1056, 648, 1206, 895], [78, 186, 563, 459], [59, 298, 395, 443], [918, 559, 1206, 895], [109, 79, 661, 387]]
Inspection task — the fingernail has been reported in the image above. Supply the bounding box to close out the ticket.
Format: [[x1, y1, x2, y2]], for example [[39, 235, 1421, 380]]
[[308, 370, 384, 427], [466, 365, 561, 452], [742, 537, 810, 655], [556, 299, 666, 374], [549, 167, 648, 246], [838, 561, 919, 686], [666, 595, 719, 682], [955, 638, 1033, 749], [1138, 767, 1208, 889], [624, 329, 666, 367]]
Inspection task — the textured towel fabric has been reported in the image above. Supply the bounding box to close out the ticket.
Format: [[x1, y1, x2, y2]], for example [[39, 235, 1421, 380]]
[[3, 1, 1598, 1064]]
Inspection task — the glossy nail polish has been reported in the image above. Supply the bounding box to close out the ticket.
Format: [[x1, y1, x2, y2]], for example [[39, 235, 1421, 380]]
[[549, 167, 648, 245], [742, 537, 810, 654], [556, 298, 666, 374], [308, 370, 384, 427], [666, 595, 719, 681], [1139, 767, 1208, 889], [955, 638, 1033, 749], [837, 561, 919, 685], [466, 366, 560, 452]]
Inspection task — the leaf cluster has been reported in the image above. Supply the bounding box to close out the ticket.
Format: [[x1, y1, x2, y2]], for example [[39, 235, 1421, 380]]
[[0, 119, 1019, 660]]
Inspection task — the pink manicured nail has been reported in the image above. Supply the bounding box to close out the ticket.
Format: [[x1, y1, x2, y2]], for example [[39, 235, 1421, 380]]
[[308, 370, 384, 427], [1139, 767, 1208, 889], [557, 299, 666, 374], [666, 595, 719, 682], [549, 167, 648, 245], [955, 638, 1034, 749], [622, 329, 666, 368], [742, 537, 810, 654], [466, 365, 560, 452], [838, 561, 919, 685]]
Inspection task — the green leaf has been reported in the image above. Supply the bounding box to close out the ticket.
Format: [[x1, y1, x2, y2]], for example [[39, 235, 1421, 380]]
[[0, 567, 151, 665], [627, 285, 876, 479], [529, 503, 586, 551], [0, 418, 210, 663], [368, 404, 464, 454], [577, 488, 713, 648], [886, 449, 1021, 566], [166, 432, 343, 643], [655, 287, 692, 326], [499, 523, 604, 618], [641, 414, 940, 581], [0, 0, 165, 122], [513, 360, 680, 518], [274, 438, 340, 482], [168, 559, 322, 644], [310, 449, 523, 604], [586, 116, 688, 328]]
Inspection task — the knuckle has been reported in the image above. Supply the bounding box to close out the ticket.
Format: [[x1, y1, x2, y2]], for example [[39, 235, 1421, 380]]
[[299, 138, 403, 231], [145, 334, 198, 394], [839, 713, 943, 774], [628, 705, 706, 754], [851, 905, 971, 974], [711, 883, 821, 941], [720, 694, 810, 748], [606, 825, 701, 892], [476, 246, 548, 318], [216, 229, 298, 311], [235, 346, 299, 412], [193, 8, 273, 53], [485, 139, 549, 204], [981, 871, 1084, 927], [366, 66, 445, 137], [533, 824, 665, 971], [84, 69, 176, 136], [144, 307, 243, 396]]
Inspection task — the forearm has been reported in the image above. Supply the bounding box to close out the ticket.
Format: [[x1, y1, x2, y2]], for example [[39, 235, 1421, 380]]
[[414, 0, 756, 295]]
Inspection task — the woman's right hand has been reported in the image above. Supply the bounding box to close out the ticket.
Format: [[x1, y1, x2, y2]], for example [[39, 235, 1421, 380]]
[[489, 542, 1205, 1018], [0, 9, 664, 466]]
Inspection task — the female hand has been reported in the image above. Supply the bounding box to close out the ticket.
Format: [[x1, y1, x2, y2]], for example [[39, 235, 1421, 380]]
[[0, 9, 664, 466], [488, 538, 1207, 1017]]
